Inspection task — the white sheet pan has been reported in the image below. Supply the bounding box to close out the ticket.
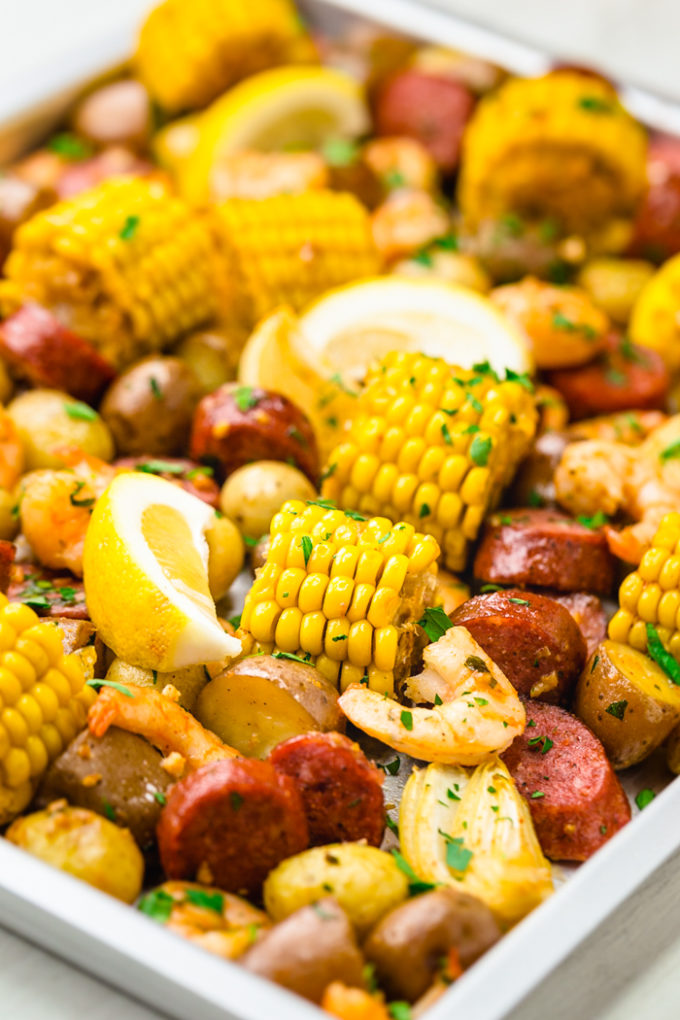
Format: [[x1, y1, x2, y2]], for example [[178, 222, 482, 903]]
[[2, 3, 680, 1018]]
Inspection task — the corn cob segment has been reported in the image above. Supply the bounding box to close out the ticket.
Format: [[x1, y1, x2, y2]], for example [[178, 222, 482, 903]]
[[1, 177, 221, 369], [212, 190, 381, 327], [630, 253, 680, 373], [458, 71, 647, 241], [609, 512, 680, 658], [321, 352, 537, 571], [240, 499, 440, 694], [0, 597, 96, 824], [136, 0, 315, 114]]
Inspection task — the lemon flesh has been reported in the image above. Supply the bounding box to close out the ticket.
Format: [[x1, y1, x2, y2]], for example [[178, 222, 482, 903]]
[[83, 473, 240, 671], [297, 277, 533, 381]]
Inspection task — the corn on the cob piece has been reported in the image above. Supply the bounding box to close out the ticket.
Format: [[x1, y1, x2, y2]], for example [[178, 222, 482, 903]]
[[458, 71, 647, 242], [240, 499, 440, 694], [136, 0, 315, 114], [0, 177, 221, 369], [212, 191, 381, 328], [609, 511, 680, 658], [629, 253, 680, 373], [0, 596, 96, 824], [399, 759, 553, 930], [321, 352, 537, 571]]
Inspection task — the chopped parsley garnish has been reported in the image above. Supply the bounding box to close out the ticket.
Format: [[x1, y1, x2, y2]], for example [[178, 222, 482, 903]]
[[86, 679, 134, 698], [391, 850, 437, 897], [149, 376, 162, 400], [527, 735, 553, 754], [154, 791, 167, 805], [480, 583, 506, 593], [578, 95, 614, 113], [185, 889, 224, 913], [378, 758, 401, 776], [64, 400, 97, 422], [301, 535, 313, 567], [230, 792, 244, 812], [434, 693, 443, 706], [119, 215, 140, 241], [320, 463, 337, 483], [47, 132, 92, 160], [135, 460, 185, 475], [419, 503, 431, 518], [322, 137, 360, 166], [467, 394, 483, 414], [22, 595, 51, 611], [508, 596, 530, 606], [401, 710, 413, 731], [441, 422, 453, 445], [469, 434, 492, 466], [531, 791, 545, 799], [272, 651, 312, 665], [69, 480, 95, 508], [228, 613, 242, 629], [331, 633, 348, 642], [591, 654, 600, 673], [243, 535, 259, 547], [388, 1003, 412, 1020], [138, 889, 174, 923], [185, 465, 214, 479], [418, 606, 454, 642], [528, 489, 543, 507], [384, 168, 406, 189], [344, 509, 366, 521], [447, 787, 460, 801], [464, 655, 489, 673], [499, 212, 524, 237], [329, 373, 358, 398], [606, 700, 628, 720], [306, 498, 337, 510], [411, 249, 433, 267], [659, 439, 680, 463], [552, 311, 596, 339], [433, 234, 458, 251], [461, 423, 480, 434], [646, 624, 680, 684], [385, 814, 399, 836], [505, 368, 534, 393], [600, 824, 608, 835], [102, 800, 116, 821], [635, 788, 656, 810], [577, 511, 608, 529], [440, 832, 473, 873], [233, 385, 259, 412]]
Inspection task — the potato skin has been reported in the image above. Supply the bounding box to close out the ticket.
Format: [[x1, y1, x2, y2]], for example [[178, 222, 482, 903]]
[[36, 727, 172, 852], [7, 803, 144, 902], [364, 888, 500, 1002], [241, 898, 365, 1003], [195, 655, 341, 758], [263, 843, 409, 936], [190, 384, 319, 484], [205, 513, 245, 601], [575, 640, 680, 769], [8, 389, 114, 470], [219, 461, 317, 541], [105, 659, 209, 712], [100, 356, 200, 457]]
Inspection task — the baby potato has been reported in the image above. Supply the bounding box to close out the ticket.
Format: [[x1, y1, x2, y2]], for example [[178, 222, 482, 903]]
[[263, 843, 409, 936], [577, 258, 655, 325], [0, 487, 19, 540], [8, 389, 114, 470], [219, 461, 317, 541], [392, 250, 491, 293], [105, 658, 210, 712], [205, 513, 245, 601], [6, 803, 144, 902], [575, 640, 680, 769], [195, 655, 342, 758], [175, 328, 241, 394]]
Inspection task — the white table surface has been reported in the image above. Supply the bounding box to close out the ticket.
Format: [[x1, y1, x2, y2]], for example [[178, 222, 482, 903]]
[[3, 0, 680, 1017]]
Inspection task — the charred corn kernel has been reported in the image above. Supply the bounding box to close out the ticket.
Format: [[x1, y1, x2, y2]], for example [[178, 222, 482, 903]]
[[630, 255, 680, 373], [213, 191, 380, 327], [242, 500, 439, 693], [1, 179, 220, 369], [323, 353, 537, 571], [459, 70, 647, 243], [136, 0, 311, 113], [0, 595, 91, 823]]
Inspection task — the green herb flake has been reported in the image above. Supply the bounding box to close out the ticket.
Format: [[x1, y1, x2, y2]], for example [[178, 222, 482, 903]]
[[605, 367, 626, 387], [63, 401, 97, 422], [590, 654, 600, 673], [21, 595, 51, 611], [186, 465, 214, 479], [606, 699, 628, 720], [47, 132, 93, 160], [185, 889, 224, 913], [272, 651, 312, 665], [600, 824, 608, 835], [508, 596, 530, 606], [58, 587, 77, 604], [464, 654, 489, 674], [418, 606, 454, 642], [419, 503, 431, 518], [578, 95, 615, 113], [301, 534, 313, 567], [470, 434, 492, 466], [480, 583, 505, 593], [474, 696, 489, 706], [135, 460, 185, 476], [331, 633, 348, 642], [531, 791, 545, 799], [378, 758, 401, 776], [660, 439, 680, 463], [434, 693, 443, 706], [363, 962, 379, 994], [228, 613, 242, 629], [328, 373, 358, 398], [577, 510, 609, 529], [69, 480, 95, 508], [320, 463, 337, 483], [233, 385, 259, 412], [154, 791, 167, 805], [138, 889, 174, 923], [527, 735, 553, 754], [390, 850, 437, 897], [646, 624, 680, 684], [467, 394, 483, 414], [441, 422, 453, 445], [322, 137, 360, 166], [500, 212, 524, 237], [230, 792, 244, 813], [119, 214, 140, 241], [102, 800, 116, 821], [401, 709, 413, 731], [384, 168, 406, 190], [505, 368, 535, 393], [243, 535, 259, 548], [388, 1003, 412, 1020], [447, 787, 460, 801], [151, 669, 158, 685], [344, 509, 366, 521], [635, 788, 656, 810], [411, 249, 433, 267], [443, 835, 474, 873], [86, 679, 134, 698], [385, 814, 399, 837], [149, 376, 162, 401]]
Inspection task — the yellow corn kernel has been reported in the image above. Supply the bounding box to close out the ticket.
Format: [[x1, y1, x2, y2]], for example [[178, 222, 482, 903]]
[[658, 591, 680, 630], [367, 587, 401, 628], [299, 612, 326, 657], [637, 583, 662, 623], [275, 568, 306, 608], [249, 600, 281, 643], [608, 608, 633, 643], [619, 571, 644, 611], [639, 547, 669, 582], [355, 550, 384, 586], [407, 535, 440, 574], [274, 608, 303, 653], [0, 669, 21, 707], [659, 556, 680, 591], [314, 654, 341, 685], [298, 573, 330, 614], [381, 555, 409, 592], [25, 734, 48, 778], [460, 467, 490, 507], [15, 694, 41, 734], [4, 748, 31, 788], [306, 542, 335, 575], [325, 618, 351, 661], [39, 724, 63, 761], [670, 632, 680, 661], [323, 576, 354, 619], [330, 547, 360, 579], [367, 665, 394, 697], [629, 619, 649, 650], [347, 621, 374, 668], [339, 662, 367, 692], [373, 626, 398, 672]]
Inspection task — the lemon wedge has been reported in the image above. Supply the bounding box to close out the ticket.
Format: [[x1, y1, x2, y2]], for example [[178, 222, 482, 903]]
[[296, 277, 533, 383], [158, 65, 370, 203], [83, 473, 240, 671]]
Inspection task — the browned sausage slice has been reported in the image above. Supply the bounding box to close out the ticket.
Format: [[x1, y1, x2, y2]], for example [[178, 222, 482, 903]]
[[451, 589, 586, 703], [268, 732, 385, 847], [114, 457, 220, 507], [8, 564, 88, 619], [157, 758, 309, 895], [0, 304, 116, 403], [501, 702, 630, 861], [473, 508, 615, 595], [546, 333, 669, 420], [190, 383, 319, 483], [0, 541, 14, 595], [550, 591, 607, 658]]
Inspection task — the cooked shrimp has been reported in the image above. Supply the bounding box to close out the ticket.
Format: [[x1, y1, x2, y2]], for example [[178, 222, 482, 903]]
[[554, 440, 632, 518], [338, 626, 525, 766], [363, 136, 438, 193], [210, 150, 328, 201], [371, 189, 450, 262], [88, 683, 238, 771], [150, 881, 269, 960], [0, 406, 24, 490], [568, 410, 667, 445]]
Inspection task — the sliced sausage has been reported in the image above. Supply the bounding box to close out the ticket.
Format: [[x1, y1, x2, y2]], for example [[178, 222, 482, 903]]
[[546, 333, 669, 420], [373, 70, 475, 172], [268, 732, 385, 847], [0, 304, 116, 403], [501, 701, 630, 861], [473, 508, 615, 595], [630, 133, 680, 262], [451, 589, 586, 703], [0, 541, 14, 595], [8, 564, 88, 619], [114, 457, 220, 507], [550, 592, 607, 658], [241, 898, 365, 1003], [157, 758, 309, 896], [190, 384, 319, 484]]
